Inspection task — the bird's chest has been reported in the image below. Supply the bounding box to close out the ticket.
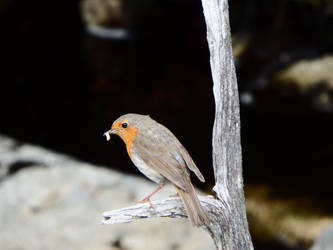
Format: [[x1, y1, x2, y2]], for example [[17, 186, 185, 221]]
[[131, 154, 165, 184]]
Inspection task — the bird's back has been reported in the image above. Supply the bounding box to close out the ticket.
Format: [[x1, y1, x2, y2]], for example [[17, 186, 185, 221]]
[[127, 114, 205, 183], [134, 116, 182, 158]]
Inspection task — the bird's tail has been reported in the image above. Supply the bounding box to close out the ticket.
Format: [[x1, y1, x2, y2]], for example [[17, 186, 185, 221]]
[[176, 184, 210, 227]]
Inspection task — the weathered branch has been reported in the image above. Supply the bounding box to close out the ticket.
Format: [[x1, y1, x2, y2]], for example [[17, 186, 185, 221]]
[[102, 196, 224, 225], [201, 0, 253, 249], [102, 196, 227, 249], [102, 198, 189, 224]]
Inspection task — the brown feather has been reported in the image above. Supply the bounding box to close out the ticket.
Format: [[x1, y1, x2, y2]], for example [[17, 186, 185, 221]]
[[176, 143, 205, 182], [132, 141, 188, 190], [176, 184, 210, 227], [133, 115, 205, 183]]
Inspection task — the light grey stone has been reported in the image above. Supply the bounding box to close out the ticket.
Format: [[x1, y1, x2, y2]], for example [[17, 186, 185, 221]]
[[310, 224, 333, 250], [0, 135, 214, 250]]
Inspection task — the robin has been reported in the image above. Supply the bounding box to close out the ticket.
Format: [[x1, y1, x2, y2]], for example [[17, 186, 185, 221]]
[[104, 113, 210, 227]]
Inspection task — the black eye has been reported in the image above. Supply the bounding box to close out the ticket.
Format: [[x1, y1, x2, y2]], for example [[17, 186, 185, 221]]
[[121, 123, 128, 128]]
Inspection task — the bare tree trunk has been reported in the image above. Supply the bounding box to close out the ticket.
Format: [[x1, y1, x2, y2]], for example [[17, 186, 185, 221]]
[[102, 0, 254, 249], [201, 0, 254, 249]]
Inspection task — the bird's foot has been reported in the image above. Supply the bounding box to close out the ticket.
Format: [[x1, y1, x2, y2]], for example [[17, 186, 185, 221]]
[[137, 196, 154, 209], [136, 183, 165, 209], [169, 192, 179, 198]]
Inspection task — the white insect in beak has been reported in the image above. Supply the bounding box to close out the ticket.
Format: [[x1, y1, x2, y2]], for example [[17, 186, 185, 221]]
[[104, 130, 112, 141]]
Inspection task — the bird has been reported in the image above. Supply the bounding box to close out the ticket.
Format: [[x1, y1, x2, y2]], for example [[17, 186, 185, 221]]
[[104, 113, 210, 227]]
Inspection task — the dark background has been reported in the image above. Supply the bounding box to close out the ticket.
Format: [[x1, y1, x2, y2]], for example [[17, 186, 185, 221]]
[[1, 0, 333, 249]]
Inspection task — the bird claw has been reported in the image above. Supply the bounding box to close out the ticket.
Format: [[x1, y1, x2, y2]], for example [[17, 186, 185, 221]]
[[137, 197, 154, 209], [135, 183, 164, 210]]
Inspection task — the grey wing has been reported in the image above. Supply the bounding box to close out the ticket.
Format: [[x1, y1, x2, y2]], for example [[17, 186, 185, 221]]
[[176, 142, 205, 182], [132, 142, 190, 191], [153, 121, 205, 183]]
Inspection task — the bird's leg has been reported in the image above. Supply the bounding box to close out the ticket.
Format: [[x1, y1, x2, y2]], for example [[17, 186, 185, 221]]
[[137, 183, 165, 208]]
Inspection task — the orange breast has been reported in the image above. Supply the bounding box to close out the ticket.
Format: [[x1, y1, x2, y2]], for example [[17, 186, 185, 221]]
[[118, 125, 138, 160]]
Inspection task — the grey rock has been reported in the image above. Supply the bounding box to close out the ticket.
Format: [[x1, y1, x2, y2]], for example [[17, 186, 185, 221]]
[[274, 55, 333, 92], [0, 135, 214, 250], [310, 224, 333, 250]]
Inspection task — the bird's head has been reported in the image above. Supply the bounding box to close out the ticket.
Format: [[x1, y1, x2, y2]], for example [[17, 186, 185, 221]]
[[104, 113, 148, 144]]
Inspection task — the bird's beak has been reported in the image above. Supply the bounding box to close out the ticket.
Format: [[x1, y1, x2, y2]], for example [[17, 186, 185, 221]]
[[104, 129, 115, 141]]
